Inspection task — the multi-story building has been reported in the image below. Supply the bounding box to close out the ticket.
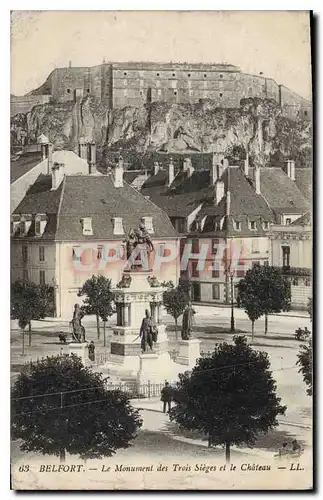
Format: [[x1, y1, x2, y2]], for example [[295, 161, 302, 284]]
[[11, 154, 180, 318], [141, 154, 311, 306], [12, 61, 311, 119], [269, 212, 312, 310]]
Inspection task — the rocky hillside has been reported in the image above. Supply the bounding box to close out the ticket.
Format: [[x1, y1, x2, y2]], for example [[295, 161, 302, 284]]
[[11, 96, 312, 169]]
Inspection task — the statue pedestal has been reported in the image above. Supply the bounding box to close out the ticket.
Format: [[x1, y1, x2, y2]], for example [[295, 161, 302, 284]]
[[68, 342, 88, 365], [176, 339, 201, 367]]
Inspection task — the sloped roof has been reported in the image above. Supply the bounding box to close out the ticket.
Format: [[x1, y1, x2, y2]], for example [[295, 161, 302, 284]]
[[294, 168, 312, 202], [249, 167, 311, 213], [11, 152, 43, 183], [13, 173, 177, 241], [290, 211, 312, 226]]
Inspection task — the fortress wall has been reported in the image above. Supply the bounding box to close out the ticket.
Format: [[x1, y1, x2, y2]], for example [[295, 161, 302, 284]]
[[11, 95, 51, 116], [17, 63, 311, 120]]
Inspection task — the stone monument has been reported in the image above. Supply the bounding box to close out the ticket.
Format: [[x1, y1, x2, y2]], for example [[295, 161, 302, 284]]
[[68, 303, 89, 365], [176, 302, 201, 367]]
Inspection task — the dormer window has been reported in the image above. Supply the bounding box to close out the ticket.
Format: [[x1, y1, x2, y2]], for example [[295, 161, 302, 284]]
[[112, 217, 124, 235], [249, 221, 257, 231], [11, 215, 20, 236], [19, 215, 32, 236], [35, 213, 47, 236], [20, 220, 26, 235], [263, 221, 270, 230], [141, 217, 154, 234], [81, 217, 93, 236], [234, 220, 241, 231]]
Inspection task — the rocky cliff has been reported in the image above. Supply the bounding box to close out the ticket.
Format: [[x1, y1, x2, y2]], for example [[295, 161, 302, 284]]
[[11, 96, 312, 169]]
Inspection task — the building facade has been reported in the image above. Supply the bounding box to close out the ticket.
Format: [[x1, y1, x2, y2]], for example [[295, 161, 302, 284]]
[[269, 213, 312, 310], [11, 151, 180, 318]]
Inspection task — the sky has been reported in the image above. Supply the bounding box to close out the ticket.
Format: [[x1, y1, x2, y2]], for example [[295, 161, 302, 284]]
[[10, 10, 312, 99]]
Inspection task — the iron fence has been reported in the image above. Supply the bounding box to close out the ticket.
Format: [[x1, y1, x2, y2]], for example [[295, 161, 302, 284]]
[[105, 380, 165, 399]]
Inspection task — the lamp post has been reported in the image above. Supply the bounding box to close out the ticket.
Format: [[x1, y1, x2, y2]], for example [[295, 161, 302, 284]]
[[225, 267, 235, 333]]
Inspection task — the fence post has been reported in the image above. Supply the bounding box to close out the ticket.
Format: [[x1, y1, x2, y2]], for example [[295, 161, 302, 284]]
[[148, 380, 151, 399]]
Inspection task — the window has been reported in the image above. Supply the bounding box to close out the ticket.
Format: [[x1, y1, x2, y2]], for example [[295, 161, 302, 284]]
[[172, 73, 175, 77], [97, 245, 103, 260], [157, 73, 160, 76], [188, 73, 191, 77], [140, 91, 143, 96], [212, 267, 220, 278], [35, 218, 41, 235], [192, 239, 199, 253], [39, 246, 45, 262], [204, 74, 207, 78], [72, 246, 81, 262], [220, 74, 223, 78], [124, 72, 127, 76], [263, 221, 270, 230], [192, 262, 199, 278], [304, 111, 308, 116], [286, 218, 292, 225], [174, 91, 177, 96], [252, 261, 260, 267], [236, 269, 245, 278], [212, 238, 219, 255], [22, 245, 28, 263], [67, 89, 71, 94], [281, 246, 290, 267], [212, 284, 220, 300], [249, 221, 257, 231], [116, 245, 125, 260], [252, 238, 260, 253], [142, 216, 154, 233], [39, 270, 46, 286], [304, 278, 311, 287], [20, 220, 26, 235], [112, 217, 124, 235], [234, 221, 241, 231], [292, 278, 299, 286], [158, 243, 166, 258], [87, 88, 90, 93], [219, 93, 223, 97], [22, 269, 28, 281]]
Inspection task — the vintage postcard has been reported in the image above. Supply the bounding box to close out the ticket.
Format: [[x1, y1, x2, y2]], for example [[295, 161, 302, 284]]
[[10, 10, 313, 490]]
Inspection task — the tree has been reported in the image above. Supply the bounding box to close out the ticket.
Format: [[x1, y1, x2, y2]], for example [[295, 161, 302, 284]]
[[78, 275, 115, 341], [297, 338, 312, 396], [237, 264, 291, 338], [163, 282, 190, 339], [257, 265, 291, 334], [236, 267, 263, 342], [11, 280, 53, 352], [170, 336, 286, 463], [307, 297, 312, 322], [11, 354, 142, 463]]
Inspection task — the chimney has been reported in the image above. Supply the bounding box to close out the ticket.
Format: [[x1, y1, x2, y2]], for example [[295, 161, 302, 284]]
[[41, 144, 47, 161], [78, 139, 87, 160], [47, 143, 53, 174], [211, 153, 227, 185], [255, 166, 261, 194], [285, 159, 295, 181], [153, 161, 159, 176], [183, 157, 194, 178], [290, 160, 295, 181], [88, 142, 97, 174], [51, 163, 65, 190], [214, 181, 225, 205], [226, 190, 231, 216], [168, 158, 174, 186], [244, 151, 249, 176], [113, 156, 124, 188]]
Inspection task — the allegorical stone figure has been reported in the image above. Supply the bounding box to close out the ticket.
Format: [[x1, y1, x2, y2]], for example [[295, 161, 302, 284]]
[[124, 219, 154, 267], [70, 304, 86, 343], [181, 302, 196, 340]]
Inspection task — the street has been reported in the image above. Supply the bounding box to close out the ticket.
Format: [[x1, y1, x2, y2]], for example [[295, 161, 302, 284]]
[[11, 305, 312, 468]]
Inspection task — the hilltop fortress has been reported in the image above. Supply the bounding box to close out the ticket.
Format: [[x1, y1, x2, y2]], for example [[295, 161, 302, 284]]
[[11, 61, 311, 119]]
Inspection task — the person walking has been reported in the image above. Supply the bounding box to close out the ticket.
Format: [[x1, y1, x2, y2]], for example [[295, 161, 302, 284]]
[[88, 341, 95, 362], [160, 381, 172, 413]]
